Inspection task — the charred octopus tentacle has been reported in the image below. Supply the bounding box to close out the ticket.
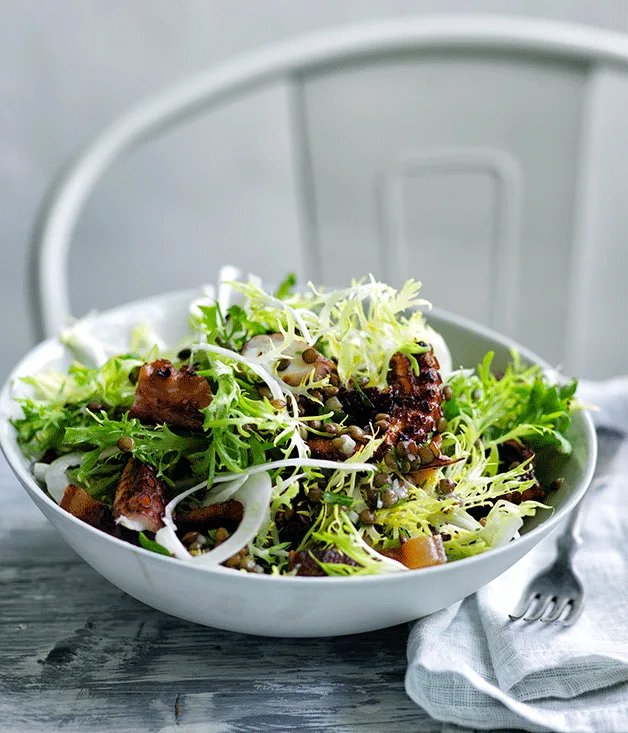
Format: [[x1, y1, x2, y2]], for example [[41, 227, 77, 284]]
[[112, 458, 166, 533], [327, 347, 452, 474], [381, 350, 444, 451]]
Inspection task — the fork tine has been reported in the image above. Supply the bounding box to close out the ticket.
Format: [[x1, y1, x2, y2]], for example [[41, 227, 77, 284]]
[[524, 595, 556, 622], [540, 596, 570, 623], [509, 592, 538, 620], [559, 598, 585, 626]]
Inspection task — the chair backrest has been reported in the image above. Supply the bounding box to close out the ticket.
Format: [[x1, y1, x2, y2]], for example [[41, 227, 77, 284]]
[[31, 15, 628, 377]]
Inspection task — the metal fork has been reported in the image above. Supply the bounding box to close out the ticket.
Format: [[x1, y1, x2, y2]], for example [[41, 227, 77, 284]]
[[508, 490, 592, 625], [509, 428, 623, 625]]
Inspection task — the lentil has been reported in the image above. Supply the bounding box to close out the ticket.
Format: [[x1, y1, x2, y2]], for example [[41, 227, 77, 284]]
[[239, 555, 257, 572], [383, 451, 397, 469], [347, 425, 367, 442], [117, 436, 135, 452], [442, 385, 454, 401], [429, 440, 441, 457], [373, 472, 392, 488], [282, 506, 295, 521], [302, 347, 319, 364], [182, 531, 202, 546], [308, 487, 323, 503], [332, 434, 356, 456], [381, 487, 398, 508], [418, 446, 434, 465], [359, 509, 377, 525]]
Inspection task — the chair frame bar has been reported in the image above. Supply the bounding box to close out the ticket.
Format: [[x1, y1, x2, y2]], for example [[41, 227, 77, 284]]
[[31, 15, 628, 340]]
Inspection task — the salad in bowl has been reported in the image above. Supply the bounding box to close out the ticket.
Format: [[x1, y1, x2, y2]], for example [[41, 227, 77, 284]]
[[8, 270, 583, 582]]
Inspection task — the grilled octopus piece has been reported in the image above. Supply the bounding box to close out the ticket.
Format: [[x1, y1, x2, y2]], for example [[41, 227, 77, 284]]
[[336, 349, 443, 442], [312, 348, 450, 470], [382, 350, 444, 450], [112, 458, 166, 533], [288, 548, 360, 577], [129, 359, 212, 430]]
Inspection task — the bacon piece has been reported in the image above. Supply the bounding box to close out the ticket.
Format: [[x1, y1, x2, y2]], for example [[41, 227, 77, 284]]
[[112, 458, 166, 533], [129, 359, 212, 430], [60, 484, 108, 527], [175, 499, 243, 529]]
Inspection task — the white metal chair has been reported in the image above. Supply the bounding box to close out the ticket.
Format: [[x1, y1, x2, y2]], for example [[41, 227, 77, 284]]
[[31, 16, 628, 378]]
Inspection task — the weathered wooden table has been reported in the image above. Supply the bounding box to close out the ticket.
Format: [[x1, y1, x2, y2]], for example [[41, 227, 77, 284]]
[[1, 454, 442, 733]]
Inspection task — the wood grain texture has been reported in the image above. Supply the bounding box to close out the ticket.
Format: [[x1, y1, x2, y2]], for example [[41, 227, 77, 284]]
[[0, 458, 440, 733]]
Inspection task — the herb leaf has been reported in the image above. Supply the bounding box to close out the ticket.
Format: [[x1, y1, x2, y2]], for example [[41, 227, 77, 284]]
[[139, 532, 172, 556]]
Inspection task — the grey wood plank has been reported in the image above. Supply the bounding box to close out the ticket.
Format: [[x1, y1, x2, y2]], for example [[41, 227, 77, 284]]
[[1, 448, 438, 733], [0, 558, 436, 733]]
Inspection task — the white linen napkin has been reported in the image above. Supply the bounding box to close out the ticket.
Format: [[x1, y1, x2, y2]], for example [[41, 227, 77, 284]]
[[405, 379, 628, 733]]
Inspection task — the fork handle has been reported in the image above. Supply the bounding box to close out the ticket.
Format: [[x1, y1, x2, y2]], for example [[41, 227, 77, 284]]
[[555, 477, 604, 560]]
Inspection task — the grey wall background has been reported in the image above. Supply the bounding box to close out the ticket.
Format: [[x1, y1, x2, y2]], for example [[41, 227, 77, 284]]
[[1, 0, 627, 382]]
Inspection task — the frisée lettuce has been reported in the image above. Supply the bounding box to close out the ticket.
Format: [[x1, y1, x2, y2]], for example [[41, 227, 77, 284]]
[[10, 269, 582, 576]]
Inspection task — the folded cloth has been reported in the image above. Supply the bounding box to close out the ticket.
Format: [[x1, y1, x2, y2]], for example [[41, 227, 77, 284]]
[[405, 380, 628, 733]]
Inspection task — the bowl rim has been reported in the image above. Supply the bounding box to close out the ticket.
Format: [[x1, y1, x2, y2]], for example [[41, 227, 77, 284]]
[[0, 288, 597, 585]]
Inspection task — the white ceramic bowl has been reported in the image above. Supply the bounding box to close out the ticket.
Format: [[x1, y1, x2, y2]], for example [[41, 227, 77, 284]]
[[0, 290, 596, 637]]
